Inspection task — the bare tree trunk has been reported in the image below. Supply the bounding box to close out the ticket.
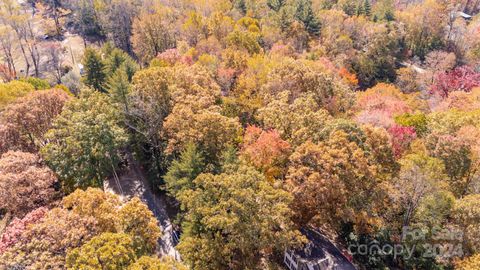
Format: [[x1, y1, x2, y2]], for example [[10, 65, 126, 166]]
[[52, 2, 61, 36], [24, 19, 40, 77], [0, 41, 16, 76], [16, 36, 31, 77]]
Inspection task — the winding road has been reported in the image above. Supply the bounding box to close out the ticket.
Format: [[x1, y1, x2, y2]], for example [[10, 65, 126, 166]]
[[104, 153, 181, 260], [105, 154, 357, 269]]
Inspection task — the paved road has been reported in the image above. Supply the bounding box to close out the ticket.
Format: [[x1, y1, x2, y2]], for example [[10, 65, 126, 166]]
[[105, 153, 181, 260], [106, 156, 355, 268]]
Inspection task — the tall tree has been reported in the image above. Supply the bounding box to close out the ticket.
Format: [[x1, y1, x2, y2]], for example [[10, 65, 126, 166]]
[[0, 151, 57, 217], [394, 153, 449, 228], [102, 0, 139, 53], [128, 67, 174, 178], [430, 66, 480, 97], [396, 0, 448, 59], [132, 5, 177, 64], [0, 0, 41, 76], [363, 0, 372, 17], [61, 187, 122, 232], [0, 207, 48, 253], [177, 166, 303, 269], [0, 89, 71, 154], [294, 0, 320, 35], [267, 0, 286, 11], [286, 130, 384, 232], [108, 67, 131, 113], [66, 233, 137, 269], [41, 89, 128, 192], [128, 256, 188, 270], [117, 197, 162, 255], [453, 194, 480, 254], [0, 25, 16, 78], [164, 142, 205, 198], [240, 125, 291, 180], [0, 208, 99, 269], [257, 92, 332, 146], [0, 80, 35, 110], [62, 188, 161, 253], [82, 47, 107, 92]]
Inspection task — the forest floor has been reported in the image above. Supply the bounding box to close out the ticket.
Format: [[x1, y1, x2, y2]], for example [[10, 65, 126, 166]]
[[104, 153, 181, 260]]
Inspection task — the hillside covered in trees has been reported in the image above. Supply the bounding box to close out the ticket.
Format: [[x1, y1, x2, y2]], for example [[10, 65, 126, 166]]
[[1, 0, 480, 269]]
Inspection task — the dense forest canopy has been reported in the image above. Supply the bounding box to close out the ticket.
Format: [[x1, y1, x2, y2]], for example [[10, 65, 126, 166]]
[[1, 0, 480, 269]]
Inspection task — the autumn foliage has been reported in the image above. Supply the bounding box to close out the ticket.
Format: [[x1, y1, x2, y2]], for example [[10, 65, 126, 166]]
[[2, 0, 480, 268], [0, 207, 48, 253], [388, 125, 417, 158], [240, 125, 291, 180], [0, 89, 71, 154], [431, 66, 480, 97], [0, 151, 58, 217]]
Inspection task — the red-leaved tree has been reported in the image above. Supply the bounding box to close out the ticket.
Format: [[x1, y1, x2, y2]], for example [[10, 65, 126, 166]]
[[431, 66, 480, 97], [388, 125, 417, 158], [240, 125, 291, 180], [0, 207, 48, 253]]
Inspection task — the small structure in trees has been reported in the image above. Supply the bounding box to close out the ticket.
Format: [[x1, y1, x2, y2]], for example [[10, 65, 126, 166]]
[[284, 229, 357, 270], [284, 229, 335, 270]]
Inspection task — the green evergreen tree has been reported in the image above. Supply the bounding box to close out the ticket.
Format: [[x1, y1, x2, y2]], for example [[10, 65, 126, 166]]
[[82, 47, 107, 92], [267, 0, 286, 11], [341, 1, 356, 15], [107, 67, 131, 113], [363, 0, 372, 17], [164, 142, 205, 198], [104, 46, 138, 81], [355, 2, 364, 16], [220, 145, 239, 173], [294, 0, 320, 35], [279, 6, 294, 32], [234, 0, 247, 15]]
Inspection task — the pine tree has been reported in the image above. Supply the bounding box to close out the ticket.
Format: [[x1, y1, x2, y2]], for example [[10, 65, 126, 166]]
[[267, 0, 286, 11], [82, 48, 107, 92], [355, 2, 364, 16], [103, 46, 138, 81], [163, 142, 205, 198], [363, 0, 372, 17], [220, 145, 239, 173], [279, 7, 294, 32], [107, 67, 131, 113], [294, 0, 320, 35]]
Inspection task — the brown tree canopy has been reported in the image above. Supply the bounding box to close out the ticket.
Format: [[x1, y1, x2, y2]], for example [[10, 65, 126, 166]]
[[0, 208, 99, 269], [0, 89, 71, 154], [132, 5, 178, 64], [0, 151, 58, 217], [286, 130, 385, 233]]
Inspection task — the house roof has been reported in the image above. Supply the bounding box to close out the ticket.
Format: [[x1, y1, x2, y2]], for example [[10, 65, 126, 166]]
[[293, 228, 357, 270], [456, 11, 472, 19], [294, 228, 328, 261]]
